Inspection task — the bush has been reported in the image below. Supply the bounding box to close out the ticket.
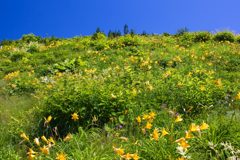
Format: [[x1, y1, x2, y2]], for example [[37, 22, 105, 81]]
[[40, 74, 128, 136], [213, 32, 235, 42], [0, 40, 14, 46], [177, 32, 195, 47], [21, 34, 41, 43], [194, 32, 212, 42], [91, 32, 107, 41], [119, 35, 141, 47]]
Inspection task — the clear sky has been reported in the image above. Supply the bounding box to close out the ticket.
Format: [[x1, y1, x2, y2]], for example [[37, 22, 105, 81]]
[[1, 0, 240, 40]]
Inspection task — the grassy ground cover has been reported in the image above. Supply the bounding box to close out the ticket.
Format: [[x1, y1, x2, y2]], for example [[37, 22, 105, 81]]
[[0, 32, 240, 159]]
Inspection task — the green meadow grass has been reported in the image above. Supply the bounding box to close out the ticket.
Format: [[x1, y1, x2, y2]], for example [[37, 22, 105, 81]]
[[0, 32, 240, 159]]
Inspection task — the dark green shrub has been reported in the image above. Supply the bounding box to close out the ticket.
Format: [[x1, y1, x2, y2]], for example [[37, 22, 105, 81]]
[[162, 32, 171, 36], [177, 32, 195, 47], [119, 35, 141, 47], [213, 32, 235, 42], [21, 34, 41, 43], [27, 44, 39, 53], [194, 32, 212, 42], [90, 40, 109, 51], [0, 40, 14, 46], [91, 32, 107, 41], [10, 52, 25, 62], [40, 36, 59, 45], [40, 75, 128, 136]]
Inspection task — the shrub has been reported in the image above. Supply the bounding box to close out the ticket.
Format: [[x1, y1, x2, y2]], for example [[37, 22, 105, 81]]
[[194, 32, 212, 42], [40, 74, 128, 136], [91, 32, 107, 41], [0, 40, 14, 46], [213, 31, 235, 42], [119, 35, 141, 47], [21, 34, 41, 43], [162, 32, 171, 36], [177, 32, 195, 47]]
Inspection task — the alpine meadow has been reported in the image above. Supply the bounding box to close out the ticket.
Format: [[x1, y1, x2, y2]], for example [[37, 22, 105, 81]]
[[0, 31, 240, 160]]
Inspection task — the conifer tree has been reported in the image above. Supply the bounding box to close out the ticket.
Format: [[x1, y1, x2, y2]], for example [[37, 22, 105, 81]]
[[124, 24, 129, 35]]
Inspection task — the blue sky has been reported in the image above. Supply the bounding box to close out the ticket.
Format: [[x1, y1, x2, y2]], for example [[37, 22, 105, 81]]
[[0, 0, 240, 40]]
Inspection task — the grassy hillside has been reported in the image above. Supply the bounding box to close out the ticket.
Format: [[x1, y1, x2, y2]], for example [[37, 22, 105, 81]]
[[0, 32, 240, 160]]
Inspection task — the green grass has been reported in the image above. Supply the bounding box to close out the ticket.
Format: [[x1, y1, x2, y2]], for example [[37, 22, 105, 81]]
[[0, 32, 240, 159]]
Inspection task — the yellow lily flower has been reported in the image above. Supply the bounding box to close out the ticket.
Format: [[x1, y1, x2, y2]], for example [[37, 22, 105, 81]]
[[34, 138, 40, 146], [113, 146, 124, 156], [20, 132, 29, 141], [145, 122, 152, 130], [71, 113, 79, 121], [235, 92, 240, 100], [41, 136, 48, 144], [189, 123, 200, 132], [63, 133, 73, 142], [56, 152, 67, 160], [161, 128, 169, 137], [200, 122, 209, 130], [131, 153, 140, 160], [151, 128, 159, 141], [175, 115, 183, 123], [40, 145, 49, 155], [136, 116, 141, 124], [185, 131, 194, 139]]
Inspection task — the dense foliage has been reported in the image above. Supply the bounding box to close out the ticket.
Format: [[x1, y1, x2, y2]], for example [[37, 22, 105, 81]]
[[0, 32, 240, 160]]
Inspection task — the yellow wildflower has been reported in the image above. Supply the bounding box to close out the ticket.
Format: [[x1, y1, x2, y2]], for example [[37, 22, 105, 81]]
[[122, 153, 132, 160], [44, 115, 52, 125], [189, 123, 200, 132], [4, 71, 20, 80], [175, 115, 183, 123], [63, 133, 73, 142], [92, 115, 98, 122], [200, 85, 206, 91], [161, 128, 169, 137], [175, 137, 185, 143], [214, 79, 222, 87], [56, 152, 67, 160], [113, 146, 124, 156], [71, 113, 79, 121], [41, 136, 48, 144], [20, 132, 29, 141], [131, 153, 140, 160], [176, 137, 190, 150], [163, 70, 171, 78], [200, 122, 209, 130], [145, 122, 152, 130], [27, 148, 37, 160], [136, 116, 141, 124], [151, 128, 159, 141], [40, 145, 49, 155], [34, 138, 40, 146], [148, 111, 156, 120], [142, 114, 149, 120], [235, 92, 240, 100], [185, 131, 193, 139], [179, 140, 190, 150], [48, 137, 55, 145]]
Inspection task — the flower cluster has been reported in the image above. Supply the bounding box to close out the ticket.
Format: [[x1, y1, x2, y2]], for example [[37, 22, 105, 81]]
[[20, 113, 80, 159]]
